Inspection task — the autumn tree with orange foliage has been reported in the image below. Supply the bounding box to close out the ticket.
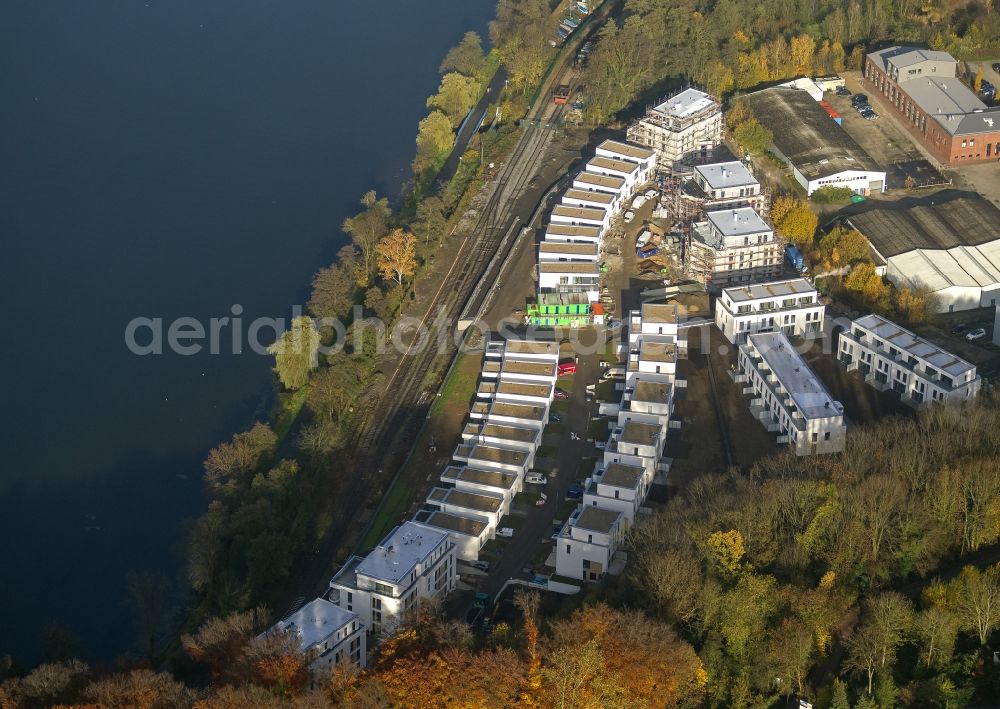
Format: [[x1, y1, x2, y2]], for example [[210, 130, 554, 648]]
[[376, 228, 417, 290]]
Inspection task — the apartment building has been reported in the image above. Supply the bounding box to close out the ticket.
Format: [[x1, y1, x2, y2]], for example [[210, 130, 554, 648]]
[[838, 313, 981, 405], [627, 88, 723, 169], [594, 139, 656, 187], [263, 598, 366, 684], [550, 204, 611, 231], [573, 170, 627, 196], [865, 47, 1000, 164], [688, 160, 767, 212], [689, 207, 783, 288], [543, 223, 603, 245], [329, 521, 457, 636], [715, 278, 824, 344], [735, 332, 846, 455], [537, 261, 601, 302], [555, 505, 625, 582], [582, 461, 648, 523]]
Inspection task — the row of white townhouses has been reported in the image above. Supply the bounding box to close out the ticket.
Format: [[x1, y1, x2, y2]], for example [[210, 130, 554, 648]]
[[262, 338, 560, 680], [532, 139, 655, 327], [556, 303, 685, 581]]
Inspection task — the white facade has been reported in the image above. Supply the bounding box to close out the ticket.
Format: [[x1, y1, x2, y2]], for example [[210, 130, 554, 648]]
[[550, 203, 611, 231], [264, 598, 366, 682], [736, 332, 846, 455], [796, 168, 888, 197], [537, 261, 600, 303], [884, 245, 1000, 313], [329, 521, 457, 636], [627, 88, 723, 169], [715, 278, 824, 344], [562, 188, 620, 214], [693, 161, 760, 202], [582, 461, 648, 522], [555, 505, 624, 582], [839, 313, 981, 405], [573, 170, 627, 196], [440, 464, 521, 509], [544, 223, 603, 244], [594, 139, 656, 187]]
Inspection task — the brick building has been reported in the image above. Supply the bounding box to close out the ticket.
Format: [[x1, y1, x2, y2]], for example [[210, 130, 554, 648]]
[[865, 47, 1000, 164]]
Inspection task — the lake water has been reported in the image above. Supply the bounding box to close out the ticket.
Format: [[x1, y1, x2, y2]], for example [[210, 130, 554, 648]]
[[0, 0, 495, 663]]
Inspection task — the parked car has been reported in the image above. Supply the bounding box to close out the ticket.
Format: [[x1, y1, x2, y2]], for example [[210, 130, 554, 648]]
[[497, 527, 515, 538], [863, 110, 878, 120], [623, 210, 635, 224], [966, 328, 987, 341], [836, 85, 851, 96], [644, 188, 658, 199], [525, 472, 548, 485], [567, 484, 585, 499], [472, 560, 490, 572], [553, 390, 569, 400], [950, 323, 970, 335], [549, 412, 563, 423], [594, 440, 607, 450], [557, 361, 577, 376], [852, 93, 868, 106], [993, 62, 1000, 73]]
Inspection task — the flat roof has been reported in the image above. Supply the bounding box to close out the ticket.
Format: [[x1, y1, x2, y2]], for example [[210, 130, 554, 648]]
[[357, 521, 450, 584], [652, 88, 718, 119], [587, 156, 640, 175], [497, 381, 552, 398], [428, 486, 503, 513], [538, 261, 600, 274], [441, 465, 517, 489], [869, 46, 956, 72], [641, 302, 678, 324], [504, 339, 560, 356], [744, 87, 880, 180], [638, 340, 676, 363], [597, 139, 655, 161], [563, 188, 615, 205], [575, 171, 627, 190], [274, 598, 355, 652], [620, 421, 661, 446], [456, 443, 529, 466], [854, 313, 976, 377], [633, 378, 672, 404], [551, 204, 608, 221], [545, 223, 603, 238], [706, 207, 772, 238], [539, 241, 600, 255], [694, 161, 758, 190], [723, 278, 817, 303], [601, 462, 644, 489], [490, 401, 547, 420], [502, 359, 557, 376], [575, 506, 622, 534], [425, 511, 488, 537], [537, 291, 590, 306], [477, 422, 540, 443], [747, 332, 842, 420], [845, 196, 1000, 257]]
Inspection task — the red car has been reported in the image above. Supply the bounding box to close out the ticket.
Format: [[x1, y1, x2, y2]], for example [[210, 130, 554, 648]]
[[557, 362, 577, 376]]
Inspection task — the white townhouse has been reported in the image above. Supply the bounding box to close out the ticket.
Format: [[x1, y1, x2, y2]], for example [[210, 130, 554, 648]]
[[582, 461, 649, 523], [263, 598, 366, 684], [452, 441, 534, 477], [736, 332, 846, 455], [427, 486, 506, 532], [471, 399, 549, 429], [544, 223, 603, 245], [462, 421, 541, 452], [440, 464, 521, 509], [417, 508, 492, 562], [838, 313, 981, 406], [329, 521, 457, 636], [477, 379, 554, 406], [715, 278, 824, 344], [538, 240, 600, 263], [690, 160, 767, 212], [562, 187, 620, 214], [573, 170, 627, 196], [620, 375, 674, 430], [627, 88, 723, 169], [594, 139, 657, 187], [550, 204, 611, 231], [689, 207, 783, 288], [555, 505, 625, 582], [606, 419, 666, 469], [585, 155, 644, 196], [537, 261, 601, 303]]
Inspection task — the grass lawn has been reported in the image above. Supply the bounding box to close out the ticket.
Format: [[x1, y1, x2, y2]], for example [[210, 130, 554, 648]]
[[514, 490, 541, 505], [357, 477, 413, 550], [430, 353, 480, 419]]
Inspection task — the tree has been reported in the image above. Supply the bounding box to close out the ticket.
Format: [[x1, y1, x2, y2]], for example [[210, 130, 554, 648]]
[[203, 422, 277, 494], [342, 191, 391, 284], [267, 316, 321, 390], [181, 606, 271, 683], [844, 262, 891, 310], [790, 34, 817, 75], [732, 117, 773, 155], [84, 669, 195, 708], [831, 678, 850, 709], [377, 228, 417, 289], [951, 564, 1000, 645], [514, 590, 542, 706], [771, 196, 819, 247], [975, 67, 984, 93], [831, 42, 847, 72], [413, 111, 455, 174], [440, 31, 486, 77], [308, 245, 358, 322], [867, 592, 914, 669], [306, 353, 369, 437], [490, 0, 556, 94], [699, 59, 735, 99], [845, 623, 880, 695], [413, 195, 447, 244], [427, 72, 481, 126], [707, 529, 746, 579], [126, 570, 168, 660], [915, 604, 960, 668]]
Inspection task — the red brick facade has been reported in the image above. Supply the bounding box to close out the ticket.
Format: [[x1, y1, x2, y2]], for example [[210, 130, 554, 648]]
[[864, 58, 1000, 164]]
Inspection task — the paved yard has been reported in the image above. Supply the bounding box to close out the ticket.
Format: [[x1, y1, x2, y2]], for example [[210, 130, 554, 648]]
[[828, 73, 924, 167]]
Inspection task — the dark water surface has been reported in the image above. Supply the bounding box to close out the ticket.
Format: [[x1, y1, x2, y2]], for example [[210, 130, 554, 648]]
[[0, 0, 495, 663]]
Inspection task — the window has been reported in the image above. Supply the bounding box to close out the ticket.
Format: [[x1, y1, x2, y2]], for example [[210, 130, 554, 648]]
[[565, 544, 571, 554], [587, 534, 593, 543], [824, 431, 831, 441]]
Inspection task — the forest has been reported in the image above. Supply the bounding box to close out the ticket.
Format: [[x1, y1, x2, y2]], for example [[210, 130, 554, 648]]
[[5, 396, 1000, 707]]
